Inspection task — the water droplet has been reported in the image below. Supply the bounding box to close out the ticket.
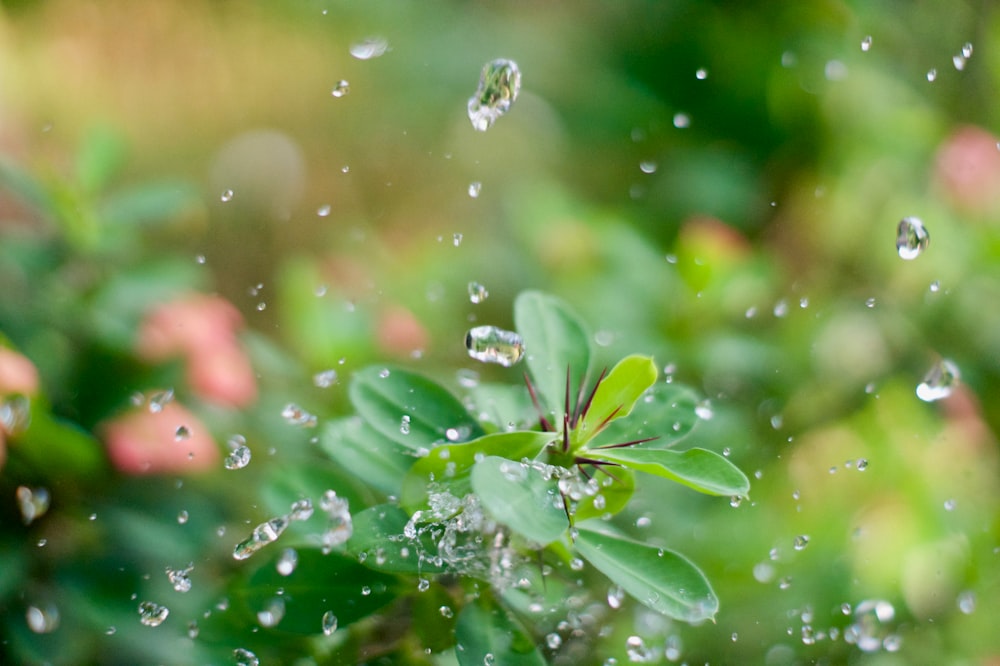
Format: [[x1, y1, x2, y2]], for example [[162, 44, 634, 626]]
[[467, 281, 489, 304], [468, 181, 482, 198], [639, 160, 658, 174], [224, 445, 251, 470], [465, 326, 525, 367], [233, 647, 260, 666], [695, 67, 708, 80], [861, 35, 872, 52], [318, 610, 338, 636], [896, 216, 930, 260], [546, 632, 562, 649], [856, 458, 869, 471], [825, 59, 848, 80], [953, 54, 967, 71], [313, 369, 338, 388], [177, 510, 189, 524], [927, 68, 938, 82], [174, 425, 191, 441], [957, 590, 976, 614], [378, 368, 391, 379], [962, 42, 974, 58], [916, 359, 960, 402], [400, 414, 411, 435], [417, 578, 430, 592], [195, 254, 206, 264], [672, 112, 690, 128], [138, 601, 169, 627], [770, 414, 784, 430], [773, 299, 789, 318], [845, 599, 896, 653], [944, 498, 957, 511], [452, 233, 463, 247], [349, 37, 388, 60], [233, 516, 290, 560], [25, 604, 59, 633], [166, 564, 194, 593], [484, 653, 496, 666], [467, 59, 521, 131], [276, 548, 298, 576], [257, 597, 285, 627], [281, 403, 317, 427], [320, 490, 353, 552], [16, 486, 50, 525], [330, 80, 350, 97], [570, 557, 585, 571], [148, 389, 174, 413], [635, 516, 651, 528], [695, 400, 713, 420], [439, 605, 454, 618], [625, 635, 654, 662], [220, 189, 234, 202], [753, 561, 775, 583], [607, 585, 626, 609], [317, 204, 332, 218], [779, 576, 792, 589], [289, 498, 314, 522], [793, 535, 810, 551]]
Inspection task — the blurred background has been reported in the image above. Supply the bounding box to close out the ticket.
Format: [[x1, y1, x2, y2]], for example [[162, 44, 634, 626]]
[[1, 0, 999, 663]]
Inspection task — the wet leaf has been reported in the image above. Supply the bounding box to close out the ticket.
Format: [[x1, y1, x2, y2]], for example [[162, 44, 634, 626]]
[[455, 592, 545, 666], [585, 447, 750, 498], [400, 431, 553, 513], [467, 382, 539, 432], [575, 525, 718, 622], [320, 417, 413, 496], [590, 382, 700, 449], [349, 366, 484, 451], [471, 456, 568, 546], [574, 355, 657, 447], [514, 291, 592, 425], [570, 467, 635, 523]]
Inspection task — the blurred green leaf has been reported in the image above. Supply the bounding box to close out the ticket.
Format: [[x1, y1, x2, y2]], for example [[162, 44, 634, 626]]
[[320, 417, 414, 496], [471, 456, 568, 546], [11, 400, 106, 476], [75, 125, 127, 195], [467, 382, 539, 432], [347, 504, 447, 575], [349, 366, 484, 451], [586, 447, 750, 498], [575, 355, 657, 447], [99, 181, 200, 228], [0, 159, 55, 219], [514, 291, 592, 424], [575, 525, 718, 622], [455, 592, 545, 666], [570, 467, 635, 523], [400, 431, 552, 513]]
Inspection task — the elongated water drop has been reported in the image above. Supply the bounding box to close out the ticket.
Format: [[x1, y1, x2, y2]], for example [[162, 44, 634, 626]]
[[233, 516, 290, 560], [464, 326, 524, 367], [322, 610, 338, 635], [916, 359, 959, 402], [349, 37, 388, 60], [896, 217, 929, 259], [468, 59, 521, 132]]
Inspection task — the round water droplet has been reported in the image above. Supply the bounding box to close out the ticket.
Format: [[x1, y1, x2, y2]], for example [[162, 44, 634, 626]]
[[546, 632, 562, 649], [468, 181, 482, 198], [174, 425, 191, 441], [861, 35, 873, 52], [467, 281, 489, 304], [465, 326, 525, 367], [639, 160, 658, 174], [695, 67, 709, 79], [672, 112, 690, 128], [276, 548, 298, 576], [224, 445, 252, 470], [695, 400, 713, 420], [177, 510, 189, 524], [468, 59, 521, 131], [957, 590, 976, 614], [927, 68, 938, 82], [257, 597, 285, 627], [220, 189, 234, 202], [916, 359, 960, 402], [439, 605, 454, 618], [349, 37, 388, 60], [793, 535, 810, 551], [330, 80, 350, 98], [953, 54, 967, 71], [962, 42, 974, 58], [317, 204, 332, 217], [607, 585, 626, 609], [944, 498, 957, 511], [26, 604, 59, 634], [233, 648, 259, 666], [896, 216, 930, 259], [138, 601, 169, 627]]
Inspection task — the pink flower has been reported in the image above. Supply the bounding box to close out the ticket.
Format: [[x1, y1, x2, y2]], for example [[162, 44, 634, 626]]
[[101, 401, 220, 475], [136, 294, 257, 407], [935, 125, 1000, 217]]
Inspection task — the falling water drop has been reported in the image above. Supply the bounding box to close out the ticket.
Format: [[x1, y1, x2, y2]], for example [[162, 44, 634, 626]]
[[313, 369, 338, 388], [330, 80, 350, 98], [927, 68, 938, 82], [233, 516, 290, 560], [467, 59, 521, 132], [220, 189, 234, 203], [916, 359, 960, 402], [276, 548, 298, 576], [322, 610, 338, 635], [166, 564, 194, 593], [281, 403, 317, 427], [467, 282, 489, 304], [695, 67, 709, 79], [861, 35, 873, 51], [25, 604, 59, 634], [793, 535, 810, 551], [896, 217, 930, 259], [233, 648, 260, 666], [224, 445, 252, 470], [845, 599, 896, 653], [138, 601, 169, 627], [957, 590, 976, 614], [349, 37, 388, 60], [465, 326, 525, 367], [256, 597, 286, 627], [468, 181, 482, 198]]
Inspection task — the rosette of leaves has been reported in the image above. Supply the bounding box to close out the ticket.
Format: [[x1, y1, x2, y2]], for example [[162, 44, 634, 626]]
[[248, 291, 748, 664]]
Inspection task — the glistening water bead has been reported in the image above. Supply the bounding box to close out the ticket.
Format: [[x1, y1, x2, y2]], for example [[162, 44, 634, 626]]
[[916, 359, 960, 402], [464, 326, 525, 367], [896, 216, 929, 259], [467, 59, 521, 131]]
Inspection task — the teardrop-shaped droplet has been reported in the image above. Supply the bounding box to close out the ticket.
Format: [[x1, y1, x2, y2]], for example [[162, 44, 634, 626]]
[[916, 359, 959, 402], [138, 601, 169, 627], [467, 59, 521, 132], [464, 326, 524, 367], [321, 610, 338, 635], [896, 217, 929, 259]]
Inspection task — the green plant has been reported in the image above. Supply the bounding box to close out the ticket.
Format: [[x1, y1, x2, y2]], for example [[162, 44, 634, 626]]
[[227, 291, 749, 664]]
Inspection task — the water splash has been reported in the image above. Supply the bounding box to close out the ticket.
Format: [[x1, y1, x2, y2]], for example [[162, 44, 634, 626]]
[[319, 490, 353, 553], [467, 59, 521, 132], [138, 601, 169, 627], [896, 217, 929, 259], [16, 486, 50, 525], [465, 326, 525, 367], [916, 359, 959, 402]]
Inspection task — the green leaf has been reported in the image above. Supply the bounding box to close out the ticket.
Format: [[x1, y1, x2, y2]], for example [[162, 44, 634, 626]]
[[349, 366, 484, 451], [514, 291, 592, 424], [471, 456, 568, 546], [320, 417, 414, 496], [76, 124, 127, 194], [347, 504, 448, 574], [234, 548, 397, 636], [570, 467, 635, 523], [400, 431, 553, 512], [586, 447, 750, 498], [575, 525, 718, 623], [575, 355, 657, 447], [455, 592, 546, 666], [467, 382, 540, 432], [592, 382, 701, 449], [99, 181, 200, 228]]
